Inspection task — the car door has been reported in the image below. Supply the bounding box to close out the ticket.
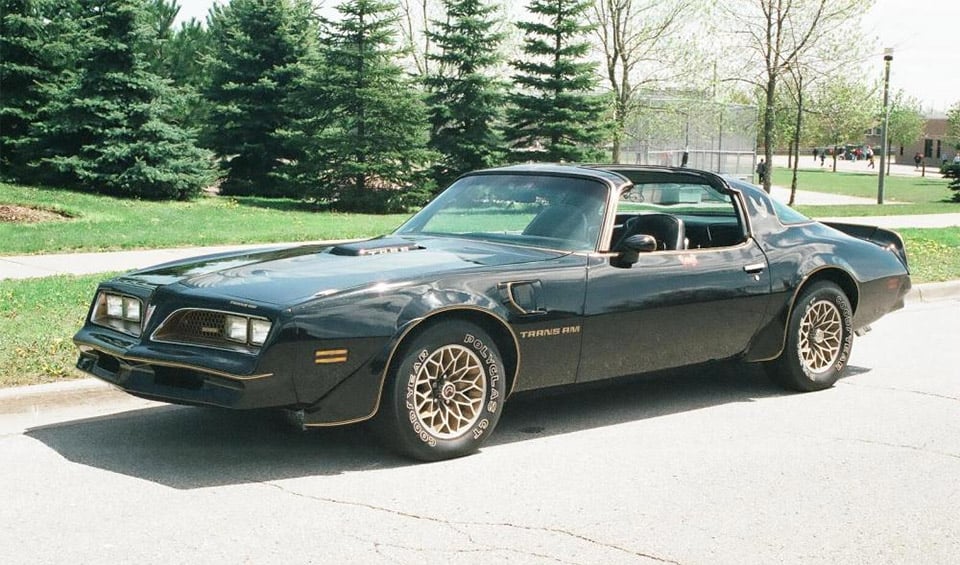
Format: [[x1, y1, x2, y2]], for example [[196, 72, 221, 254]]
[[578, 241, 771, 382], [576, 178, 773, 383]]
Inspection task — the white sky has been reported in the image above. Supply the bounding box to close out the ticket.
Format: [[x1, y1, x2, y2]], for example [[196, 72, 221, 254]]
[[173, 0, 960, 113], [860, 0, 960, 112]]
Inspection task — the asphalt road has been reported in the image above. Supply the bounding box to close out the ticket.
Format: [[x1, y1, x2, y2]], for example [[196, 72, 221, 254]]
[[2, 299, 958, 565]]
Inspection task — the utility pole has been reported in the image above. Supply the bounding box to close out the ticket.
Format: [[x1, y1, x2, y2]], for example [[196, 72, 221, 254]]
[[877, 48, 893, 204]]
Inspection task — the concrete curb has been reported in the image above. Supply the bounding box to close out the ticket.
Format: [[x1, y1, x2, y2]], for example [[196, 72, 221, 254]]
[[0, 281, 956, 407], [907, 280, 960, 303], [0, 377, 117, 415]]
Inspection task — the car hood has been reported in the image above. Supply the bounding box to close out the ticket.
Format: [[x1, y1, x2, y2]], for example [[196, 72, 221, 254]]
[[120, 236, 569, 305]]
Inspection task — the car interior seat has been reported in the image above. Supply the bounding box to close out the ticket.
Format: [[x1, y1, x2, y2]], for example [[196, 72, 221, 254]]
[[523, 204, 589, 244], [613, 213, 686, 251]]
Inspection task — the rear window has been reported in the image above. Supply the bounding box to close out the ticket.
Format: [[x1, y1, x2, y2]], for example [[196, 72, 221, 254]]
[[618, 182, 735, 217], [770, 198, 811, 225]]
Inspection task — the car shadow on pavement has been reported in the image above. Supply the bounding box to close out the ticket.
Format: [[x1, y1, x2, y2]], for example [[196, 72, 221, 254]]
[[25, 362, 861, 489]]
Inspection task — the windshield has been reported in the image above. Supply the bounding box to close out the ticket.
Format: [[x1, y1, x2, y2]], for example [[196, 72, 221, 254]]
[[395, 173, 609, 251]]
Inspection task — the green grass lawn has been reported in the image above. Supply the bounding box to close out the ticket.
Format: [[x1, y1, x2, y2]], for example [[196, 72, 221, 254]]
[[899, 228, 960, 283], [0, 273, 111, 387], [0, 182, 411, 254], [797, 203, 960, 217], [772, 168, 958, 214]]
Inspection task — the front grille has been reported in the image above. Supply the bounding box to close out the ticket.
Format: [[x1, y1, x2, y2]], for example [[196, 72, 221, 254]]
[[175, 310, 228, 341], [152, 309, 256, 353]]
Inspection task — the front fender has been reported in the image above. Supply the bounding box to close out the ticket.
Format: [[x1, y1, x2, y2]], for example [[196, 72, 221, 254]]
[[293, 285, 515, 427]]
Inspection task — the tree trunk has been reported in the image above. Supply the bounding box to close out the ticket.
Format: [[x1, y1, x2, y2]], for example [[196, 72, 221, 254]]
[[789, 85, 804, 206], [611, 100, 625, 164], [762, 75, 776, 193]]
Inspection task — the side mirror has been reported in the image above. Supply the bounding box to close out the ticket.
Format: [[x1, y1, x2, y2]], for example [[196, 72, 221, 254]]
[[617, 234, 657, 266]]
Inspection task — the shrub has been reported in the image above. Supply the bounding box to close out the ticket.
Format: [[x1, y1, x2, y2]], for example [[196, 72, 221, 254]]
[[942, 164, 960, 202]]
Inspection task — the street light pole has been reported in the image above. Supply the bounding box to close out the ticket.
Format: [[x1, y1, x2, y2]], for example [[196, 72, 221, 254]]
[[877, 48, 893, 204]]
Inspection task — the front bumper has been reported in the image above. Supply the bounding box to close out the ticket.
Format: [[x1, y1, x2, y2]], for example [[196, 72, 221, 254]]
[[74, 329, 298, 410]]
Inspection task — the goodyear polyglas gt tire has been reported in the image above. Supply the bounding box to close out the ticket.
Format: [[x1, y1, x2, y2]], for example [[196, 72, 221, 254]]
[[376, 321, 506, 461], [765, 281, 854, 392]]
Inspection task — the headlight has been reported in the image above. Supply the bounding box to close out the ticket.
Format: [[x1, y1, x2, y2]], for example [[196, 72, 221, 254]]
[[224, 315, 249, 343], [92, 291, 144, 336], [123, 296, 141, 322], [223, 314, 272, 346], [250, 319, 271, 345], [106, 295, 123, 318]]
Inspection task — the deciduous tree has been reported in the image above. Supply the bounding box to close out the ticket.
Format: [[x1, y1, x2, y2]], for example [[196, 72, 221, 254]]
[[807, 75, 875, 172], [716, 0, 860, 192], [886, 91, 925, 163], [945, 101, 960, 151], [590, 0, 693, 163]]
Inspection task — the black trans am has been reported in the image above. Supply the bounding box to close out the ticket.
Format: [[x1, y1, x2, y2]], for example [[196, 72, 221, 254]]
[[74, 165, 911, 460]]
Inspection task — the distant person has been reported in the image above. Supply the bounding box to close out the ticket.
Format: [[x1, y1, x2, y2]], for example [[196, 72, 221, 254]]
[[756, 158, 767, 183], [813, 147, 819, 162], [914, 152, 923, 169], [820, 151, 826, 166], [868, 152, 875, 169]]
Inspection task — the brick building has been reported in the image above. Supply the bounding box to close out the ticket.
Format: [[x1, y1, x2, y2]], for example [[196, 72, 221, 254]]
[[865, 111, 955, 166]]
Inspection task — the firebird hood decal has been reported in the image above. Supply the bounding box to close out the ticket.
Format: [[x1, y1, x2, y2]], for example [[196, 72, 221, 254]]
[[123, 237, 566, 305]]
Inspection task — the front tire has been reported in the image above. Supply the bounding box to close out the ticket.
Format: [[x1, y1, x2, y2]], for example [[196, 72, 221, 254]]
[[765, 281, 854, 392], [375, 321, 506, 461]]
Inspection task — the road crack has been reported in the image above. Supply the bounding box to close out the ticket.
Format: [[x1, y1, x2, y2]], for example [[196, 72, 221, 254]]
[[838, 381, 959, 402], [254, 480, 680, 564], [827, 435, 960, 461]]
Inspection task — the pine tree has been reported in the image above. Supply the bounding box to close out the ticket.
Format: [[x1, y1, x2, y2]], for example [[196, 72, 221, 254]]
[[163, 18, 211, 91], [0, 0, 75, 181], [141, 0, 179, 75], [424, 0, 507, 187], [506, 0, 607, 163], [156, 18, 213, 129], [303, 0, 435, 212], [202, 0, 315, 196], [32, 0, 212, 199]]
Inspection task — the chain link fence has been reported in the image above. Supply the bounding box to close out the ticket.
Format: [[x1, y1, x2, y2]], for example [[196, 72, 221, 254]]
[[619, 97, 759, 181]]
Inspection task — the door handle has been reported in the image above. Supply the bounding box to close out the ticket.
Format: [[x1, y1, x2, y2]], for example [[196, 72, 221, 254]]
[[743, 262, 766, 274]]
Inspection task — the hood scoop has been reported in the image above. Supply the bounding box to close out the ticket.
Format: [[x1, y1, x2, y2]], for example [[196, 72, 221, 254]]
[[330, 237, 425, 257]]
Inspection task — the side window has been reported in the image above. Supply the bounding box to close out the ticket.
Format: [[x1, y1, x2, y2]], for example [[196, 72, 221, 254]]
[[613, 182, 745, 250]]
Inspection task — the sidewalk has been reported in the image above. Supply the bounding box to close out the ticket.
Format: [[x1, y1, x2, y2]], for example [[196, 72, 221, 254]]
[[0, 243, 292, 281]]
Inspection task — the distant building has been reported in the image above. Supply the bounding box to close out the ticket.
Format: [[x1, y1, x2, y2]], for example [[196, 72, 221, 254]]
[[865, 111, 951, 166]]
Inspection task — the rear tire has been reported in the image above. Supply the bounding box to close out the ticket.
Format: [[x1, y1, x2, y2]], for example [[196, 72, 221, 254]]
[[765, 281, 853, 392], [375, 321, 506, 461]]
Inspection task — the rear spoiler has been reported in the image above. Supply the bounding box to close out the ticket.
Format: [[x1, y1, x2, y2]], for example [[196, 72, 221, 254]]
[[823, 222, 909, 270]]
